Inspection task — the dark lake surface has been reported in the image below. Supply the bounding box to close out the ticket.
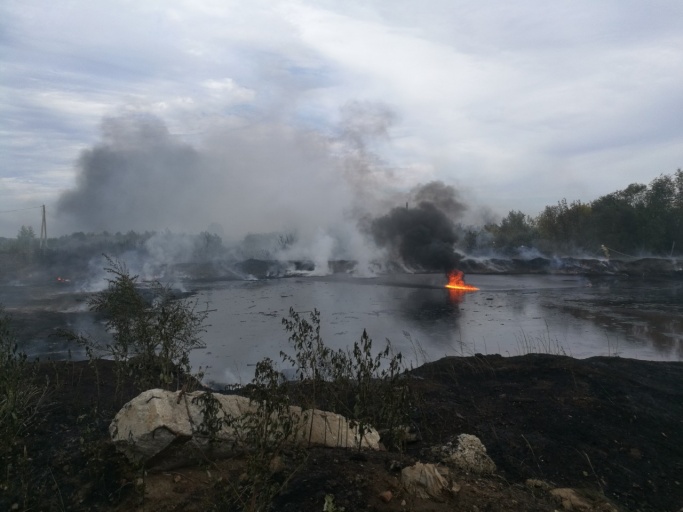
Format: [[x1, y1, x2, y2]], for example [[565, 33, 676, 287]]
[[4, 273, 682, 386], [189, 274, 682, 384]]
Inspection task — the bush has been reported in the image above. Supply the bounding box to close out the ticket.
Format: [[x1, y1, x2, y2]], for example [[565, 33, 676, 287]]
[[69, 255, 209, 395], [281, 307, 414, 449], [193, 309, 415, 510], [0, 307, 50, 509]]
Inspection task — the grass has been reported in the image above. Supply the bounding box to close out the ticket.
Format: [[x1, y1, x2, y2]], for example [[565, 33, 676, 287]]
[[514, 328, 570, 356]]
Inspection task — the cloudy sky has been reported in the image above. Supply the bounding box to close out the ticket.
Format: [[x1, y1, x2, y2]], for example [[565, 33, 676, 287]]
[[1, 0, 682, 238]]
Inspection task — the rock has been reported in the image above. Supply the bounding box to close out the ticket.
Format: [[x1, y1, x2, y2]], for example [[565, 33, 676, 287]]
[[378, 490, 393, 503], [109, 390, 251, 468], [294, 405, 381, 450], [387, 459, 404, 472], [526, 478, 553, 491], [549, 488, 619, 512], [323, 494, 342, 512], [110, 389, 380, 469], [443, 434, 496, 474], [395, 425, 421, 443], [550, 488, 592, 511], [269, 455, 285, 474], [401, 462, 454, 501]]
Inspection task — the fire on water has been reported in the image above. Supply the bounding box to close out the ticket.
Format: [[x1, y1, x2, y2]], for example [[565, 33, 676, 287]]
[[445, 270, 479, 292]]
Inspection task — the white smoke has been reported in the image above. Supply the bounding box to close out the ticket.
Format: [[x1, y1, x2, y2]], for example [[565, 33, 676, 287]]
[[56, 105, 477, 275]]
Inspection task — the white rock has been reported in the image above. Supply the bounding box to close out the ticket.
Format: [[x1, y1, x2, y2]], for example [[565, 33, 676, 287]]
[[445, 434, 496, 474], [109, 389, 380, 469], [400, 462, 452, 501], [291, 405, 381, 450], [550, 488, 593, 511]]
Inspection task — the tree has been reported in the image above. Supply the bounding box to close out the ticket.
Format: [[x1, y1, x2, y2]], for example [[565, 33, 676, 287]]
[[642, 174, 678, 253], [13, 225, 36, 261], [194, 231, 224, 260], [87, 256, 209, 391], [590, 174, 682, 255], [490, 210, 537, 255], [591, 190, 642, 252], [535, 199, 595, 254]]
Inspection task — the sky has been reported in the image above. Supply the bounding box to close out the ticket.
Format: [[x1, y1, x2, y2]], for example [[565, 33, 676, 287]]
[[1, 0, 682, 239]]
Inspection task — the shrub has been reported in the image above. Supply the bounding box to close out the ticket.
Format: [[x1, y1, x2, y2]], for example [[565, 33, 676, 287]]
[[0, 307, 50, 509], [281, 307, 414, 449], [194, 358, 306, 512], [67, 255, 209, 395]]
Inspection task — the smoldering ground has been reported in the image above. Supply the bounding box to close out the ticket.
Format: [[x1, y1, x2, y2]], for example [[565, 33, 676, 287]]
[[56, 109, 469, 272]]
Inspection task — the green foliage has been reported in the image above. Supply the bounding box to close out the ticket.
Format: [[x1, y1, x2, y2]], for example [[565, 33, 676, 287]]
[[323, 494, 345, 512], [536, 199, 595, 254], [191, 391, 228, 441], [281, 307, 414, 450], [234, 358, 302, 511], [0, 307, 50, 510], [78, 255, 209, 394], [3, 225, 38, 264], [16, 225, 36, 242], [487, 210, 538, 255], [202, 308, 415, 511], [196, 358, 305, 512], [468, 169, 683, 256], [589, 171, 682, 254]]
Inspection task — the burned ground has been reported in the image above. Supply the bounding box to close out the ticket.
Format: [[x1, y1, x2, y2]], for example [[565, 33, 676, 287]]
[[3, 354, 682, 511], [409, 354, 683, 512]]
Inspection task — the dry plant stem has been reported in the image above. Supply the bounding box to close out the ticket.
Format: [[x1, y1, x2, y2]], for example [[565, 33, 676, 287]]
[[580, 449, 604, 494], [521, 434, 542, 473]]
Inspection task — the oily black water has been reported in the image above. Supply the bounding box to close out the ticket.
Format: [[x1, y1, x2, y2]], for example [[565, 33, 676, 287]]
[[4, 273, 681, 386]]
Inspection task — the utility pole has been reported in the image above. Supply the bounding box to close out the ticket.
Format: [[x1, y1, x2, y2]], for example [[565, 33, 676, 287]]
[[40, 204, 47, 249]]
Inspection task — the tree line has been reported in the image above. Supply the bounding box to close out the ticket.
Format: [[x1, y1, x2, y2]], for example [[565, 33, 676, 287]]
[[2, 169, 682, 266], [466, 169, 683, 257]]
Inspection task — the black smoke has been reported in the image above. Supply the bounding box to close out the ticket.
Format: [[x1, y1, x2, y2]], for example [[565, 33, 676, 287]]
[[410, 181, 466, 219], [57, 115, 201, 232], [370, 201, 460, 272], [368, 180, 466, 272]]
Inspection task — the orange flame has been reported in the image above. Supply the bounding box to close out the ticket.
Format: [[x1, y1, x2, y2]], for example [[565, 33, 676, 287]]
[[445, 270, 479, 292]]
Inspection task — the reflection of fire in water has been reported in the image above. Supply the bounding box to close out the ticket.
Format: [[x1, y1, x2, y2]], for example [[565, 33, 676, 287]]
[[445, 270, 479, 292]]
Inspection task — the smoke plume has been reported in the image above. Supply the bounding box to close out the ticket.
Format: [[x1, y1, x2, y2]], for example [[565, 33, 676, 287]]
[[410, 181, 466, 220], [58, 116, 201, 232], [370, 200, 460, 272], [56, 109, 470, 273], [57, 113, 357, 239]]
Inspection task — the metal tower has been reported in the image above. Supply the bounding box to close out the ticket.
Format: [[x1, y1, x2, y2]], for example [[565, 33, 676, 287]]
[[40, 204, 47, 249]]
